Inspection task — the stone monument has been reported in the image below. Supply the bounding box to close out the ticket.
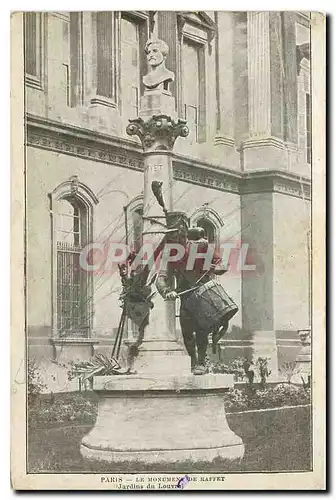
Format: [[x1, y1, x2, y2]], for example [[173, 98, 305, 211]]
[[80, 39, 244, 467]]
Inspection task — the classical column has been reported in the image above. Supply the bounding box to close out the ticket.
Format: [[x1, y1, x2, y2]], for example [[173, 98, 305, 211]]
[[242, 12, 296, 171], [213, 11, 239, 170]]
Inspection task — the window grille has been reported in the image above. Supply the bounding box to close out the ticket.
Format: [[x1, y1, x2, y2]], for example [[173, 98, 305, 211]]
[[55, 199, 90, 338]]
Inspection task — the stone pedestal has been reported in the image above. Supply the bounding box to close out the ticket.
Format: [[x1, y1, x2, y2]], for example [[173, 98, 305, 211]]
[[81, 374, 244, 465], [140, 90, 176, 121]]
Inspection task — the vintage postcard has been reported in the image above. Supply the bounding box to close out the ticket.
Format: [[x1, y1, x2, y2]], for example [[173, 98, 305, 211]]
[[11, 10, 326, 490]]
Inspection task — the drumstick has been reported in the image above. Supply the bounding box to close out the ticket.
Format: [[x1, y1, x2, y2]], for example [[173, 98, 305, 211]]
[[176, 270, 212, 298], [177, 286, 201, 297], [194, 269, 210, 285]]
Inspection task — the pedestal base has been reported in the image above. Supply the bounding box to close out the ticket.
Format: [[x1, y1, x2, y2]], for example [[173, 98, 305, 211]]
[[81, 374, 244, 466]]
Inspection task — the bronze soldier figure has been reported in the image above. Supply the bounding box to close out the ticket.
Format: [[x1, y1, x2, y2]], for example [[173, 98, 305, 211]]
[[156, 226, 237, 375]]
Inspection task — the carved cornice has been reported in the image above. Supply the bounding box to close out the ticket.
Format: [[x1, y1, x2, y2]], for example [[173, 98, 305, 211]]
[[26, 114, 311, 200], [241, 170, 311, 200], [126, 115, 189, 152], [173, 161, 240, 194], [26, 114, 144, 172]]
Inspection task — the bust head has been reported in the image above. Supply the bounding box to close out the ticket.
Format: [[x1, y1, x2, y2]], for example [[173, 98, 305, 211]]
[[145, 39, 169, 68]]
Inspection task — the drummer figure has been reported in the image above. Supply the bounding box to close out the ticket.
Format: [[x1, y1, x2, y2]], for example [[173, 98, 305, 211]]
[[156, 226, 231, 375]]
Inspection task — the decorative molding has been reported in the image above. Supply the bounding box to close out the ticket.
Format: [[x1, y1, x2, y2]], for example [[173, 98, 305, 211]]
[[173, 162, 240, 194], [90, 96, 118, 109], [241, 170, 311, 200], [49, 176, 99, 206], [177, 11, 216, 46], [26, 114, 311, 200], [26, 114, 145, 172], [214, 135, 235, 148], [242, 136, 286, 151], [190, 205, 224, 228]]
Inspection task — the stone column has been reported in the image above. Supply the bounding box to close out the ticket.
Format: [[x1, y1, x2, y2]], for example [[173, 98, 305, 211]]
[[242, 12, 292, 171], [240, 191, 279, 380], [213, 12, 239, 170], [126, 93, 190, 374]]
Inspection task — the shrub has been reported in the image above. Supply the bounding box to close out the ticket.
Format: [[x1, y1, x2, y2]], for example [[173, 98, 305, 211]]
[[255, 357, 271, 388], [28, 360, 47, 396], [280, 361, 302, 384], [28, 392, 97, 429], [210, 357, 246, 381], [224, 383, 311, 413], [223, 388, 249, 412]]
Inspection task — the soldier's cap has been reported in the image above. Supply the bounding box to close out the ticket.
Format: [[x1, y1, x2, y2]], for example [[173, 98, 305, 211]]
[[165, 211, 189, 230]]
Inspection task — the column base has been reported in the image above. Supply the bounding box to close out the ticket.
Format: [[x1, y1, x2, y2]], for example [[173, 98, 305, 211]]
[[213, 135, 240, 170], [81, 374, 244, 466], [242, 137, 289, 171]]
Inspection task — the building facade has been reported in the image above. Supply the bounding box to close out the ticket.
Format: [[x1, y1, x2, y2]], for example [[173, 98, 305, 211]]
[[25, 11, 311, 390]]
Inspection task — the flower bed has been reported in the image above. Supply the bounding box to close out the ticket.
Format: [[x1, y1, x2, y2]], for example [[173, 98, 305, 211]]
[[225, 384, 311, 413], [28, 392, 98, 429]]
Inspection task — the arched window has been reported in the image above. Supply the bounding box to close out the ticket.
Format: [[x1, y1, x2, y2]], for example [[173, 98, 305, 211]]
[[124, 195, 144, 340], [190, 206, 224, 251], [132, 206, 144, 253], [49, 177, 98, 338], [125, 194, 144, 254]]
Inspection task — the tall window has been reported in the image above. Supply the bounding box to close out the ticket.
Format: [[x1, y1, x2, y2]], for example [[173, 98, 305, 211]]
[[182, 38, 206, 143], [54, 198, 91, 337], [24, 12, 43, 89], [68, 12, 84, 107], [306, 93, 311, 164], [120, 15, 141, 118], [132, 207, 143, 253], [296, 21, 310, 165], [96, 12, 115, 101]]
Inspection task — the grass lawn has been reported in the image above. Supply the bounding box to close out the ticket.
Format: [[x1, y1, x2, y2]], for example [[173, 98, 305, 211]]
[[28, 405, 311, 473]]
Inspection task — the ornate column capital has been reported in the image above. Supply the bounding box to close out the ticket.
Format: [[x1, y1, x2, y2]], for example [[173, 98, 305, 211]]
[[126, 114, 189, 152]]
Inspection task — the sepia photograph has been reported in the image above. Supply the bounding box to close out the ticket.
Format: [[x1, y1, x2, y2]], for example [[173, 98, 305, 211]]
[[10, 9, 325, 490]]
